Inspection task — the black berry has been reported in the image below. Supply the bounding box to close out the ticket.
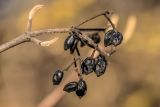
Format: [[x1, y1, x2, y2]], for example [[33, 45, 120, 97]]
[[104, 30, 123, 47], [52, 70, 64, 85], [94, 55, 107, 77], [81, 57, 95, 75], [76, 79, 87, 97], [64, 35, 76, 50], [63, 82, 78, 93], [70, 39, 79, 54], [85, 33, 101, 48], [112, 31, 123, 46], [79, 39, 86, 47], [64, 31, 81, 54], [89, 32, 100, 44]]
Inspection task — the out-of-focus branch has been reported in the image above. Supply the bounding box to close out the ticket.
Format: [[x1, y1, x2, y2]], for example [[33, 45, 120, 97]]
[[122, 15, 137, 44]]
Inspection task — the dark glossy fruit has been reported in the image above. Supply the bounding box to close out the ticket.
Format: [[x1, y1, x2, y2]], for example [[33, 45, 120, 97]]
[[86, 33, 101, 48], [104, 30, 114, 46], [63, 82, 78, 93], [64, 35, 76, 50], [64, 31, 80, 54], [81, 57, 95, 75], [112, 31, 123, 46], [79, 39, 86, 47], [70, 39, 79, 54], [76, 79, 87, 97], [89, 32, 101, 44], [52, 70, 64, 85], [104, 30, 123, 47], [94, 55, 107, 77]]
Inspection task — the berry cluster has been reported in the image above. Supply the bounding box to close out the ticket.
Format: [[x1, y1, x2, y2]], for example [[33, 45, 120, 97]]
[[52, 27, 123, 98], [52, 11, 123, 98], [81, 55, 107, 77], [64, 79, 87, 97]]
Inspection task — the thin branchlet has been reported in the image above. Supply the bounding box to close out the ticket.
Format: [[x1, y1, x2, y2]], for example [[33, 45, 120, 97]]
[[63, 57, 81, 71], [76, 10, 110, 27]]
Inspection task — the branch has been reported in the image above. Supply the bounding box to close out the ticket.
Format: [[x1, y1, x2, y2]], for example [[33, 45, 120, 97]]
[[0, 34, 30, 53], [76, 10, 110, 27], [0, 28, 106, 53], [0, 4, 112, 54]]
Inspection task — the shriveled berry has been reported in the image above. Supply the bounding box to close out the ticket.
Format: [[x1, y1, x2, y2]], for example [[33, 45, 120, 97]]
[[63, 82, 78, 93], [89, 32, 100, 44], [52, 70, 64, 85], [104, 30, 123, 47], [94, 55, 107, 77], [85, 33, 101, 48], [81, 57, 95, 75], [76, 79, 87, 97]]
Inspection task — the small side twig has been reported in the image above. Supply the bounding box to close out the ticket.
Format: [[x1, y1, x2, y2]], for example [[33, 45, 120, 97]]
[[76, 10, 110, 27], [63, 57, 81, 71], [27, 4, 44, 32]]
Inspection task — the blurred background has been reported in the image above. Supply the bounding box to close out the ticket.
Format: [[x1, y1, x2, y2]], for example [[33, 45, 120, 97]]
[[0, 0, 160, 107]]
